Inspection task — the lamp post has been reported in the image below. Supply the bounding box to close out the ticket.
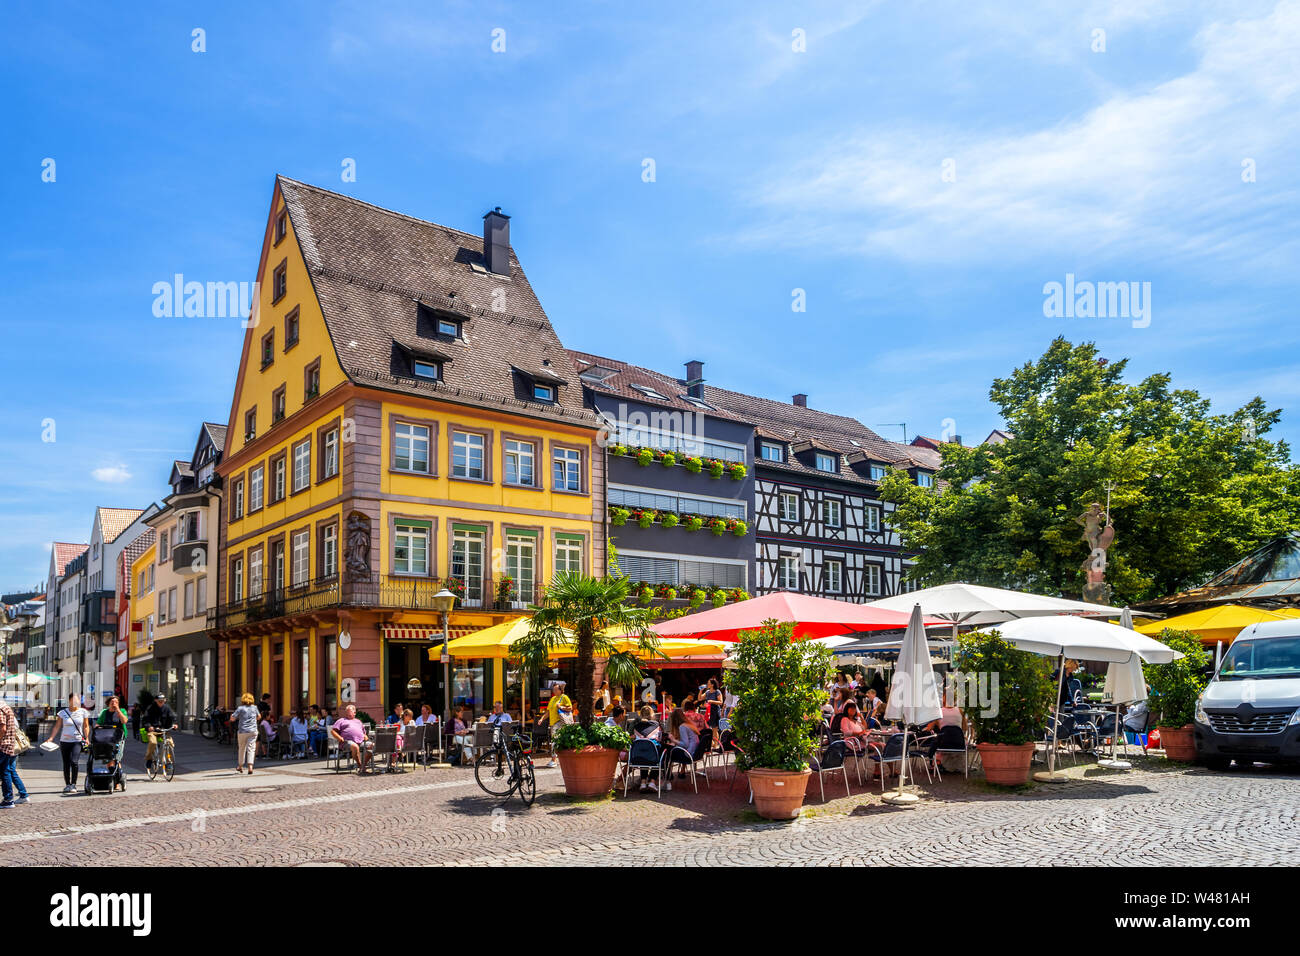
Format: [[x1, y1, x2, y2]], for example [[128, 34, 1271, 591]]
[[432, 588, 456, 767]]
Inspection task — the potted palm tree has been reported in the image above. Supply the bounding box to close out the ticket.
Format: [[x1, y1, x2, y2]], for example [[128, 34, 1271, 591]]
[[728, 620, 833, 819], [1143, 628, 1209, 762], [953, 630, 1054, 785], [511, 573, 661, 798]]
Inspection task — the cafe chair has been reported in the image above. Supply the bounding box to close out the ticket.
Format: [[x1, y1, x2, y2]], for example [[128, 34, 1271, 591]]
[[932, 724, 970, 778], [370, 728, 399, 773], [809, 738, 852, 802], [327, 733, 354, 773], [623, 737, 667, 798], [663, 739, 710, 793]]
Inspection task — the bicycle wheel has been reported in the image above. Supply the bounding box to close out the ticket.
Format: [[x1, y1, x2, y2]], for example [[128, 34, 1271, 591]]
[[146, 744, 158, 781], [516, 751, 536, 806], [474, 747, 515, 797], [199, 720, 217, 741], [163, 742, 175, 782]]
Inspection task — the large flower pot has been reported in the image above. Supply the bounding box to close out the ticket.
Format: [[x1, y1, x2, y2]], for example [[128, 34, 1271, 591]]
[[1156, 725, 1197, 762], [976, 742, 1036, 786], [748, 768, 812, 819], [556, 745, 621, 798]]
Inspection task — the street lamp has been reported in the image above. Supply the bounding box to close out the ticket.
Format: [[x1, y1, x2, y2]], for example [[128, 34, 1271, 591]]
[[431, 588, 456, 768]]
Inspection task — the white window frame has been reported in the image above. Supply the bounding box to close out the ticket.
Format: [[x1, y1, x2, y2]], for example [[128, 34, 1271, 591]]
[[451, 528, 485, 604], [292, 530, 310, 586], [233, 478, 245, 519], [869, 464, 887, 481], [865, 506, 881, 532], [504, 439, 536, 487], [292, 440, 311, 492], [249, 550, 263, 598], [437, 318, 459, 337], [815, 452, 837, 473], [554, 534, 583, 577], [917, 472, 934, 487], [553, 446, 581, 492], [824, 558, 843, 594], [504, 532, 537, 604], [822, 498, 843, 528], [232, 558, 244, 602], [413, 360, 440, 380], [452, 431, 485, 480], [249, 465, 264, 511], [273, 457, 286, 500], [532, 383, 555, 402], [778, 554, 800, 591], [779, 491, 799, 523], [393, 522, 430, 576], [394, 422, 430, 474], [322, 525, 338, 579], [322, 429, 339, 479], [760, 442, 784, 462], [865, 564, 882, 596]]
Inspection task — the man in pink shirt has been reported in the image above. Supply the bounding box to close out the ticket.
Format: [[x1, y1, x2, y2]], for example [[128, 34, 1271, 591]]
[[330, 704, 372, 773]]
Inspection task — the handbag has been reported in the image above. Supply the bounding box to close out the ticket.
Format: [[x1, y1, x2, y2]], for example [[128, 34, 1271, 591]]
[[13, 727, 32, 755]]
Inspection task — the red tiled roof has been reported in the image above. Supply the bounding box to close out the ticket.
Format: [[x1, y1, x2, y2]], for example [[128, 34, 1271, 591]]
[[52, 542, 88, 576], [97, 507, 146, 544]]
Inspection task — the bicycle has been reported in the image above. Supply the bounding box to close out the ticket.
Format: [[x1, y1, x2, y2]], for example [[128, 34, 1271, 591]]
[[197, 706, 231, 745], [146, 728, 176, 782], [474, 726, 535, 806]]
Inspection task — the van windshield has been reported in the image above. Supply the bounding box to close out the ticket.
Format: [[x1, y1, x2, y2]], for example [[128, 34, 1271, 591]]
[[1217, 637, 1300, 680]]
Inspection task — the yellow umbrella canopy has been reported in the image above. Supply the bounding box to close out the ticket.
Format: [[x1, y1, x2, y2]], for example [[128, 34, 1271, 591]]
[[441, 620, 724, 661], [1135, 603, 1293, 644]]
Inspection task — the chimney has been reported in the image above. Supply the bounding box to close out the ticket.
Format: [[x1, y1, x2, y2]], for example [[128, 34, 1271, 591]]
[[685, 360, 704, 399], [792, 393, 807, 408], [482, 207, 511, 276]]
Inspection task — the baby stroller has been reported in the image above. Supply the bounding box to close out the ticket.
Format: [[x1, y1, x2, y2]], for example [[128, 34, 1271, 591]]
[[84, 724, 126, 794]]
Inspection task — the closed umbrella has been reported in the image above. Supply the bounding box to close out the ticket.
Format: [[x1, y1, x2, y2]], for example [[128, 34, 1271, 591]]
[[1098, 609, 1147, 769], [882, 604, 942, 806]]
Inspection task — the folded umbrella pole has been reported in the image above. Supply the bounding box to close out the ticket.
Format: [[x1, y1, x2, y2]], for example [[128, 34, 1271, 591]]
[[882, 604, 942, 806]]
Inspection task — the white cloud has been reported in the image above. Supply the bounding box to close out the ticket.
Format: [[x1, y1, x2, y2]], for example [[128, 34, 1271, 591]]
[[91, 464, 131, 484], [736, 1, 1300, 270]]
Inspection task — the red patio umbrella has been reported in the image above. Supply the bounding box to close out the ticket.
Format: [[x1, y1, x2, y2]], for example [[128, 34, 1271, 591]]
[[650, 590, 936, 642]]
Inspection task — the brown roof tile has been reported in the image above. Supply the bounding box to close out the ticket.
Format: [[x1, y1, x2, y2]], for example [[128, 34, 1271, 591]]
[[278, 177, 595, 428]]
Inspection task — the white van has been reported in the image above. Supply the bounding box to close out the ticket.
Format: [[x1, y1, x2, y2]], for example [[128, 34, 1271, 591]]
[[1194, 619, 1300, 768]]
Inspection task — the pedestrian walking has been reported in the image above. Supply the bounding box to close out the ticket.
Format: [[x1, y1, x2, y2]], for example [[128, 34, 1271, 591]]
[[0, 700, 31, 808], [45, 693, 91, 794], [232, 693, 260, 774]]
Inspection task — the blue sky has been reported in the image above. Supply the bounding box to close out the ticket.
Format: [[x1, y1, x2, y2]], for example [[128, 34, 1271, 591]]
[[2, 0, 1298, 589]]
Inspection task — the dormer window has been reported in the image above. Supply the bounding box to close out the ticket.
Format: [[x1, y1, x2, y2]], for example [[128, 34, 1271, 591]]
[[869, 464, 887, 481], [533, 383, 555, 402], [917, 472, 934, 488], [760, 442, 784, 462], [815, 453, 837, 473], [414, 360, 441, 381], [437, 318, 460, 338]]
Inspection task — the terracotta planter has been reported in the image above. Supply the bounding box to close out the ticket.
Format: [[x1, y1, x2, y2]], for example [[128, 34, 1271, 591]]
[[1156, 725, 1197, 762], [976, 742, 1036, 786], [748, 768, 812, 819], [556, 745, 622, 798]]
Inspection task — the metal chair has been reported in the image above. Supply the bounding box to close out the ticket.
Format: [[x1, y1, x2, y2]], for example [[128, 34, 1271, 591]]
[[623, 737, 667, 797], [326, 731, 354, 772], [470, 723, 496, 764], [932, 724, 970, 778], [865, 733, 909, 793], [369, 728, 398, 773], [809, 739, 852, 801], [663, 737, 710, 793]]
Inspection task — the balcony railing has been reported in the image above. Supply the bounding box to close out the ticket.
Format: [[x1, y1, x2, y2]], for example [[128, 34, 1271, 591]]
[[206, 574, 509, 631]]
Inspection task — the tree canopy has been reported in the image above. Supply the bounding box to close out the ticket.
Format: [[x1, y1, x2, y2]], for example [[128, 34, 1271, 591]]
[[880, 337, 1300, 604]]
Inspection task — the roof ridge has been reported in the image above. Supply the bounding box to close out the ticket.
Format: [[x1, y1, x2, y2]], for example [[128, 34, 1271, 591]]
[[277, 175, 486, 246]]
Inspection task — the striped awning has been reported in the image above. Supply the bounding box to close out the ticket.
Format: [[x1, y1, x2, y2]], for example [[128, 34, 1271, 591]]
[[382, 625, 477, 642]]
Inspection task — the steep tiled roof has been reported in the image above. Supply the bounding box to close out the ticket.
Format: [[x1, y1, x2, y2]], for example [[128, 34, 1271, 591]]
[[120, 530, 156, 595], [97, 507, 146, 544], [172, 459, 194, 479], [277, 177, 594, 428], [52, 542, 88, 577], [565, 350, 751, 424], [203, 422, 228, 453]]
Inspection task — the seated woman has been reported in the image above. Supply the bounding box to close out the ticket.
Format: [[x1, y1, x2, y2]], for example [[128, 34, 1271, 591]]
[[666, 708, 701, 779], [835, 701, 873, 755], [683, 700, 706, 733], [289, 709, 311, 758]]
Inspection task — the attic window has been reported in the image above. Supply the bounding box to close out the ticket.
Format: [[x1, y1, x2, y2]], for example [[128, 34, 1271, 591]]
[[760, 442, 784, 462], [917, 472, 934, 487], [275, 210, 288, 244], [272, 259, 287, 304], [680, 395, 714, 411], [533, 383, 556, 402], [414, 360, 441, 381], [869, 464, 887, 481], [815, 453, 837, 473], [437, 318, 460, 338], [630, 384, 668, 401]]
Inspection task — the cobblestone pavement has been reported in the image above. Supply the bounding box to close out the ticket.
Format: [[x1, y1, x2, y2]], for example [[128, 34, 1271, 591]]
[[2, 750, 1298, 866]]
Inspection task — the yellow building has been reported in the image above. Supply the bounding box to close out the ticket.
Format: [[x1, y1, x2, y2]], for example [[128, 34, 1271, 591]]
[[127, 539, 158, 698], [211, 177, 604, 720]]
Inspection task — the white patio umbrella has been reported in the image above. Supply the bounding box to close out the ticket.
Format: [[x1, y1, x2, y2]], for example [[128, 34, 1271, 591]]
[[882, 604, 942, 806], [0, 673, 53, 688], [981, 615, 1180, 783], [868, 582, 1151, 634]]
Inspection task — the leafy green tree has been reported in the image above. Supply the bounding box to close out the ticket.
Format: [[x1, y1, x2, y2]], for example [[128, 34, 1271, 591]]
[[510, 573, 660, 728], [881, 338, 1300, 603]]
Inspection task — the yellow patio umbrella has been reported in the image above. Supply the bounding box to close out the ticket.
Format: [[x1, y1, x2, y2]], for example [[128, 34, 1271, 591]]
[[439, 618, 573, 660], [599, 624, 727, 659], [1135, 603, 1292, 645]]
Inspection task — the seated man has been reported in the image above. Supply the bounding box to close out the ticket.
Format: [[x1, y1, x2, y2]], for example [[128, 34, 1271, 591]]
[[329, 704, 372, 772]]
